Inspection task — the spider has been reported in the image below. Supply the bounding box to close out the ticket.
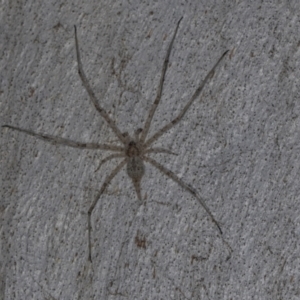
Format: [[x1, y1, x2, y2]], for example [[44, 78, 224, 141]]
[[3, 18, 228, 262]]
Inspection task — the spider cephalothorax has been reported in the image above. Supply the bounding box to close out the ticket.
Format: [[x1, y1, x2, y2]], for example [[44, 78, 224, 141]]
[[3, 18, 228, 262], [126, 140, 141, 157]]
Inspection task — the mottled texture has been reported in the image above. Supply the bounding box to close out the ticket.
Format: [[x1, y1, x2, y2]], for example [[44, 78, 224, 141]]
[[1, 1, 300, 299]]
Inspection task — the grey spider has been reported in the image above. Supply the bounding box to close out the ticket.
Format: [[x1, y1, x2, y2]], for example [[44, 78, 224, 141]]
[[3, 18, 228, 262]]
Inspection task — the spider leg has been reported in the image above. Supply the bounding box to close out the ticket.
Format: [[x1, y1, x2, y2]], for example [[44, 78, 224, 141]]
[[144, 147, 178, 156], [143, 155, 222, 234], [87, 159, 127, 262], [2, 125, 124, 151], [74, 26, 126, 144], [94, 153, 125, 172], [140, 17, 183, 144], [145, 50, 229, 148]]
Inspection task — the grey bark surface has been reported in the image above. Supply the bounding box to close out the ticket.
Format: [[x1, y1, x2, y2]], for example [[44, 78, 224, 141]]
[[1, 1, 299, 299]]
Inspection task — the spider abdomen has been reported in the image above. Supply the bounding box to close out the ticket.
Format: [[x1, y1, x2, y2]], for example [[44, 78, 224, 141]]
[[127, 156, 145, 180]]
